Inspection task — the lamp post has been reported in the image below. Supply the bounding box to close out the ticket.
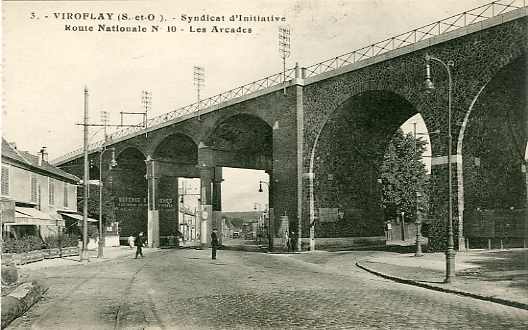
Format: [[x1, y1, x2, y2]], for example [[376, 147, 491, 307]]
[[254, 203, 261, 244], [259, 180, 273, 251], [98, 147, 117, 258], [424, 53, 456, 283]]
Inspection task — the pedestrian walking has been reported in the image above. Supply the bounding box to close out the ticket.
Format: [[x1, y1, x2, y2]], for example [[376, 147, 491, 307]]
[[128, 235, 135, 249], [134, 232, 145, 258], [289, 231, 297, 253], [211, 228, 219, 260]]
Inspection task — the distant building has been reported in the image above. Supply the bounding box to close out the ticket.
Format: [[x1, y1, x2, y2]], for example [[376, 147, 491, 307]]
[[1, 138, 81, 240], [176, 178, 200, 244]]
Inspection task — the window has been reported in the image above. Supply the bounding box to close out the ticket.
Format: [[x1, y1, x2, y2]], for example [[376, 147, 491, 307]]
[[31, 174, 38, 203], [1, 166, 9, 196], [63, 182, 69, 208], [49, 178, 55, 206]]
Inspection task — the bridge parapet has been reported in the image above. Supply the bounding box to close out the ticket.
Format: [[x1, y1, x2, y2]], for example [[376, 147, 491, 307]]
[[304, 0, 526, 77], [51, 0, 527, 165]]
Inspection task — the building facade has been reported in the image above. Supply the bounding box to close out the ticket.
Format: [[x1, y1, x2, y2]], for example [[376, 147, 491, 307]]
[[1, 139, 80, 240]]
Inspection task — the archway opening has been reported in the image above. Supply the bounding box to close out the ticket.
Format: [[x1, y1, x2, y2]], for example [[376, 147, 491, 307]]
[[313, 90, 417, 238], [222, 168, 269, 241], [204, 114, 273, 244], [462, 54, 527, 249], [111, 148, 148, 240], [382, 113, 432, 243]]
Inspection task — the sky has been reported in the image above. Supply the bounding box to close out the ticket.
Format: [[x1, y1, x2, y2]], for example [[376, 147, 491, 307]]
[[1, 0, 493, 211]]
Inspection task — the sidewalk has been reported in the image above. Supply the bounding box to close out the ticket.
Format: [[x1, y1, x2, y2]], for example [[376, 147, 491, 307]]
[[251, 237, 527, 311], [356, 248, 528, 310], [15, 246, 139, 271], [1, 246, 143, 328]]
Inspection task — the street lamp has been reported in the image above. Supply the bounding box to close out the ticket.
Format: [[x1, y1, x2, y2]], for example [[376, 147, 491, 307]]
[[98, 147, 117, 258], [411, 128, 439, 256], [424, 53, 456, 283], [258, 181, 273, 252], [258, 181, 269, 193], [254, 203, 261, 244]]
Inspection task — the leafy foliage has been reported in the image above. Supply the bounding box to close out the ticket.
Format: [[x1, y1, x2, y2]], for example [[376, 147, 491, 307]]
[[58, 233, 79, 248], [2, 236, 43, 253], [380, 129, 429, 223], [43, 233, 80, 249], [2, 233, 80, 254], [43, 234, 60, 249], [87, 224, 99, 240]]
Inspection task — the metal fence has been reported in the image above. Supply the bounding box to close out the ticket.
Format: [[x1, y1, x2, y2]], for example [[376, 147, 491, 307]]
[[51, 0, 526, 165]]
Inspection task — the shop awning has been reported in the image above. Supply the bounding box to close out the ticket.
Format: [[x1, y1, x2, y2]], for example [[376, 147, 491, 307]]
[[59, 212, 98, 223], [13, 207, 64, 226]]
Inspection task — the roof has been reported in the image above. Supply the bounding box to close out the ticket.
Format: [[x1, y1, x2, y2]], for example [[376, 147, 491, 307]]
[[2, 139, 30, 164], [2, 138, 80, 183]]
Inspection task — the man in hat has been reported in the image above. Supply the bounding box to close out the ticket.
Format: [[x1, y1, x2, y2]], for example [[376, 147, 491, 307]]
[[211, 228, 219, 260], [134, 232, 145, 258]]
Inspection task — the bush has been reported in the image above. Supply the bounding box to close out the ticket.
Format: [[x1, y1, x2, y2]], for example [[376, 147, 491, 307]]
[[88, 224, 99, 240], [58, 233, 79, 248], [43, 234, 60, 249], [2, 240, 19, 254], [1, 236, 44, 254]]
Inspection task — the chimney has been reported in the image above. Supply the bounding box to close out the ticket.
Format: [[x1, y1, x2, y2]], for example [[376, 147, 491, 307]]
[[39, 147, 48, 165]]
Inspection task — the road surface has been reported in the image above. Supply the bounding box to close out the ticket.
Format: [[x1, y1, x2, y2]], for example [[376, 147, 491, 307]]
[[7, 247, 528, 329]]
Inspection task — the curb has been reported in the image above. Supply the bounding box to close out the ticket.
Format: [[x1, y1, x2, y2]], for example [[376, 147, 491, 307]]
[[356, 261, 528, 311], [1, 272, 49, 329]]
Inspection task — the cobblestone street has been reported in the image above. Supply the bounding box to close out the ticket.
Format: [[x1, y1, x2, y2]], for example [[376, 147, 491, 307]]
[[7, 247, 528, 329]]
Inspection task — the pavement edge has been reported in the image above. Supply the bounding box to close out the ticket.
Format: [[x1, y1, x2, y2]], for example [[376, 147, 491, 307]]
[[356, 260, 528, 311]]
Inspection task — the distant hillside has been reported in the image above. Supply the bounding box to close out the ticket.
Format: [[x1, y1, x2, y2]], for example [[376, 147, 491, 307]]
[[222, 211, 260, 230], [222, 211, 260, 222]]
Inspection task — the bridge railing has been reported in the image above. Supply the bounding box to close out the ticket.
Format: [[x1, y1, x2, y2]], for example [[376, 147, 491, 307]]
[[303, 0, 526, 77], [50, 0, 526, 165], [51, 69, 296, 164]]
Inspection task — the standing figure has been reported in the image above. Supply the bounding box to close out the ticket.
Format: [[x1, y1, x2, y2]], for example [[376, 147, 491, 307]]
[[384, 222, 392, 241], [282, 230, 289, 252], [128, 235, 135, 249], [211, 228, 219, 260], [289, 231, 297, 253], [134, 232, 145, 258]]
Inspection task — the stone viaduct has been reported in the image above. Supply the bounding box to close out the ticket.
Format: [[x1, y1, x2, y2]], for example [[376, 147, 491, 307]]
[[53, 3, 528, 252]]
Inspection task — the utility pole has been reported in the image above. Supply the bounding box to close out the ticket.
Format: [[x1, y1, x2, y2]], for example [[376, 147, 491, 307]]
[[81, 86, 90, 261], [279, 26, 290, 94], [101, 111, 109, 142], [194, 66, 204, 121], [141, 90, 152, 128], [119, 91, 149, 134]]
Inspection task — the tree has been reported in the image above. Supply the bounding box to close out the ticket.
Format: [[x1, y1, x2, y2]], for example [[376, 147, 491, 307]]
[[380, 128, 429, 223]]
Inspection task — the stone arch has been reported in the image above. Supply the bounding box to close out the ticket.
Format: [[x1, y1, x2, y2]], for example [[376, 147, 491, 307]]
[[204, 113, 273, 169], [309, 90, 418, 238], [111, 147, 149, 238], [458, 53, 527, 249], [153, 133, 198, 165], [307, 79, 417, 144]]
